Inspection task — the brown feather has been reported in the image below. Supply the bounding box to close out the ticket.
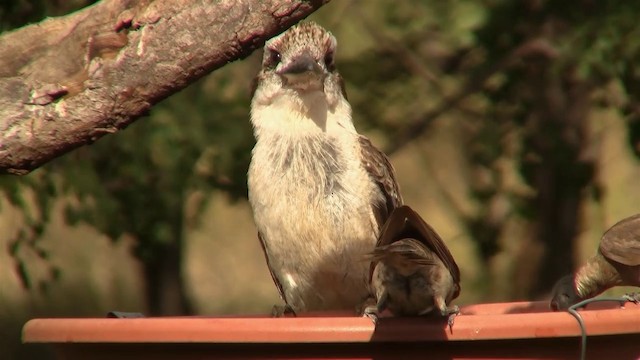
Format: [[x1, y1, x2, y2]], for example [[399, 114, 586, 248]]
[[336, 73, 348, 100], [257, 232, 288, 305], [358, 135, 403, 231], [599, 213, 640, 266], [369, 205, 460, 284]]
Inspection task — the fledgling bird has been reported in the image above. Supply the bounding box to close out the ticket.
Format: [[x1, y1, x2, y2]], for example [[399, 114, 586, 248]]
[[247, 22, 402, 315], [365, 205, 461, 323], [550, 213, 640, 311]]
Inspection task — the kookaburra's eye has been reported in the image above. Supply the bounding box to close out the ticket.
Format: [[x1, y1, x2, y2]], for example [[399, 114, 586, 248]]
[[265, 49, 281, 69], [324, 51, 335, 71]]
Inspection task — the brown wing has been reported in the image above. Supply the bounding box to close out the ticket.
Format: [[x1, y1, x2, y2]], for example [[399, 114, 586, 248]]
[[599, 213, 640, 266], [369, 204, 410, 283], [257, 232, 289, 304], [358, 135, 403, 230], [370, 205, 460, 284], [405, 206, 461, 284]]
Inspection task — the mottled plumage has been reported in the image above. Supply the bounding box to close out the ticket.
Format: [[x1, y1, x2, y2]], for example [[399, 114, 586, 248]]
[[366, 205, 460, 319], [248, 22, 402, 314], [550, 213, 640, 310]]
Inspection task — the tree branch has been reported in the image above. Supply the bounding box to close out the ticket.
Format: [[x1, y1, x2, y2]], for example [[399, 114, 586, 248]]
[[386, 38, 558, 155], [0, 0, 330, 175]]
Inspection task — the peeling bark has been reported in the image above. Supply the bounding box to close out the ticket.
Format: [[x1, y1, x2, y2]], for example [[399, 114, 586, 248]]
[[0, 0, 329, 174]]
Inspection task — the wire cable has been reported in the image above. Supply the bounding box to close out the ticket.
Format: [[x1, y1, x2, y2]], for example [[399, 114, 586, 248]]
[[566, 295, 637, 360]]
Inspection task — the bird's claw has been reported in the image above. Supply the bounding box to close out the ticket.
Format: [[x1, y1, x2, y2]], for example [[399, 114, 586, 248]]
[[621, 292, 640, 305], [362, 305, 379, 325], [447, 313, 457, 331], [271, 304, 296, 318], [444, 305, 460, 333], [358, 296, 382, 324]]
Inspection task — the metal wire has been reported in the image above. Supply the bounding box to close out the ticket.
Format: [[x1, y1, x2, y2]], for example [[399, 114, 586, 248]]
[[566, 296, 636, 360]]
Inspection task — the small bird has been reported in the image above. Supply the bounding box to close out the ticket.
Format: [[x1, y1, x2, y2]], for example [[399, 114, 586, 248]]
[[550, 213, 640, 311], [365, 205, 460, 324], [247, 22, 402, 315]]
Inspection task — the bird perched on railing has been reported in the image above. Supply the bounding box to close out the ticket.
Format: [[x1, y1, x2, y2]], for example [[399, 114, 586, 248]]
[[247, 22, 402, 315], [364, 205, 460, 326], [550, 213, 640, 311]]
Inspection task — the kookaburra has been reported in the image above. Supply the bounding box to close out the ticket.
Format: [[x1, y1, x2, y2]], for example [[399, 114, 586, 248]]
[[247, 21, 402, 314]]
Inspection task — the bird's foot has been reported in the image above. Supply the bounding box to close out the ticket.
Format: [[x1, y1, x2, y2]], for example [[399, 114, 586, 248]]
[[362, 305, 380, 324], [358, 296, 380, 324], [443, 305, 460, 333], [621, 292, 640, 306], [271, 304, 296, 318]]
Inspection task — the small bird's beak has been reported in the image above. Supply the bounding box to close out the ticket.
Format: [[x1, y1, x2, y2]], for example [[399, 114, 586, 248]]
[[277, 52, 325, 90]]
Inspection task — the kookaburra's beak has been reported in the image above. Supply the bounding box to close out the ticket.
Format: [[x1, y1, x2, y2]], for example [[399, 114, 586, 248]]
[[277, 52, 325, 89]]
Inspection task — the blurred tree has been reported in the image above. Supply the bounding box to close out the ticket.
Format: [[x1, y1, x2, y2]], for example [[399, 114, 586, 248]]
[[2, 58, 257, 315], [0, 0, 257, 315], [327, 0, 640, 299], [473, 0, 640, 297], [0, 0, 96, 299], [57, 72, 255, 314]]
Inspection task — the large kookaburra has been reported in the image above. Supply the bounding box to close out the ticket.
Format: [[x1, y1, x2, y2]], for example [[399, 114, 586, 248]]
[[247, 21, 402, 314]]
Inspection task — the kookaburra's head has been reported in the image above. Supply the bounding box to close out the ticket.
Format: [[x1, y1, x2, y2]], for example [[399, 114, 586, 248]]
[[250, 21, 351, 137]]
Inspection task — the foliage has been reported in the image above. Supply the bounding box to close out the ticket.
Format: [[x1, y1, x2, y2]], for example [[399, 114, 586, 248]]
[[59, 73, 254, 254], [0, 171, 58, 291], [1, 0, 256, 311], [328, 0, 640, 296]]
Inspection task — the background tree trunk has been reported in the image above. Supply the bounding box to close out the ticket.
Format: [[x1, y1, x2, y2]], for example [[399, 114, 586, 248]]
[[516, 59, 595, 299], [141, 213, 192, 316]]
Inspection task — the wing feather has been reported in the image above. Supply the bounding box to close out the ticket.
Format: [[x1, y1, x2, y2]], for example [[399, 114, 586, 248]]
[[257, 232, 289, 304], [358, 135, 402, 231], [599, 213, 640, 266], [369, 205, 461, 284]]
